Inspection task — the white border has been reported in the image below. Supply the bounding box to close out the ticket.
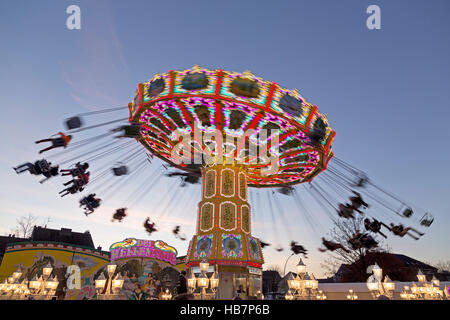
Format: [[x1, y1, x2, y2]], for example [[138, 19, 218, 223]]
[[200, 202, 214, 232], [240, 204, 251, 234], [203, 169, 216, 199], [238, 172, 247, 201], [220, 168, 235, 197], [219, 201, 237, 231]]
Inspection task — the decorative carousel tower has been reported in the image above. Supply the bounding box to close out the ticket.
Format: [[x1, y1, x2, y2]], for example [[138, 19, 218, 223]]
[[128, 66, 335, 299]]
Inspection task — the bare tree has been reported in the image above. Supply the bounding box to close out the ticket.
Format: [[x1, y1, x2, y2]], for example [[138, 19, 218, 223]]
[[320, 215, 389, 280], [265, 265, 282, 274], [10, 214, 52, 238], [11, 213, 38, 238], [433, 260, 450, 272]]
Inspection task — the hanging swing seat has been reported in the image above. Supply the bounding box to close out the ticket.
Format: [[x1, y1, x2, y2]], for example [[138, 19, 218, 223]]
[[420, 213, 434, 227], [112, 164, 129, 176], [65, 116, 83, 130], [402, 207, 414, 218]]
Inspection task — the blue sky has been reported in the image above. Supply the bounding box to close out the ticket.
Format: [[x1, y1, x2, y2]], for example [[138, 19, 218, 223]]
[[0, 0, 449, 277]]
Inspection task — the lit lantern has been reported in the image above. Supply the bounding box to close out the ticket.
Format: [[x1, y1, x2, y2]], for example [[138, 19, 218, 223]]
[[107, 264, 117, 276], [296, 258, 306, 275], [310, 273, 318, 290], [417, 270, 426, 283], [199, 260, 210, 273], [112, 273, 124, 290], [187, 270, 197, 289], [286, 273, 296, 290], [210, 272, 219, 289], [46, 276, 59, 290], [431, 276, 440, 287], [95, 273, 107, 289], [43, 263, 53, 277], [29, 275, 40, 290], [304, 273, 312, 289], [197, 272, 209, 288], [293, 275, 301, 290]]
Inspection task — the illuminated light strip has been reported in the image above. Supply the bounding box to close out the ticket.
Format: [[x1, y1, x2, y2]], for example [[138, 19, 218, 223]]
[[278, 148, 317, 160], [264, 82, 277, 111], [214, 70, 223, 158], [305, 105, 318, 133], [140, 109, 174, 133], [173, 100, 206, 155], [140, 123, 173, 145], [128, 102, 133, 122], [233, 82, 277, 158], [168, 70, 174, 97], [134, 92, 309, 129], [246, 130, 294, 163], [235, 167, 241, 234], [186, 260, 262, 268], [325, 131, 336, 156], [232, 113, 264, 158]]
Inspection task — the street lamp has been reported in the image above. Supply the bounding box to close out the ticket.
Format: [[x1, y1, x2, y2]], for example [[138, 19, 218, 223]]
[[197, 272, 209, 300], [367, 264, 395, 299], [187, 262, 220, 300], [296, 259, 306, 275], [187, 270, 197, 293], [199, 260, 210, 273], [95, 273, 107, 293], [409, 270, 444, 300], [400, 285, 416, 300], [285, 260, 318, 300], [95, 264, 124, 300]]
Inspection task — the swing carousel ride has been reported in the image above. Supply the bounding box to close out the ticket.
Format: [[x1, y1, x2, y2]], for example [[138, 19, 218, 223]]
[[14, 66, 435, 295]]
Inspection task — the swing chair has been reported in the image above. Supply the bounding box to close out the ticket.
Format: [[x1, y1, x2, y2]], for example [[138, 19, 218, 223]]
[[420, 213, 434, 227], [112, 163, 129, 176], [401, 207, 414, 218], [65, 116, 83, 130]]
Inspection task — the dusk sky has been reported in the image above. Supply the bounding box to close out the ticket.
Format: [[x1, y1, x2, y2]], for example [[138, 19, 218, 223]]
[[0, 0, 449, 277]]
